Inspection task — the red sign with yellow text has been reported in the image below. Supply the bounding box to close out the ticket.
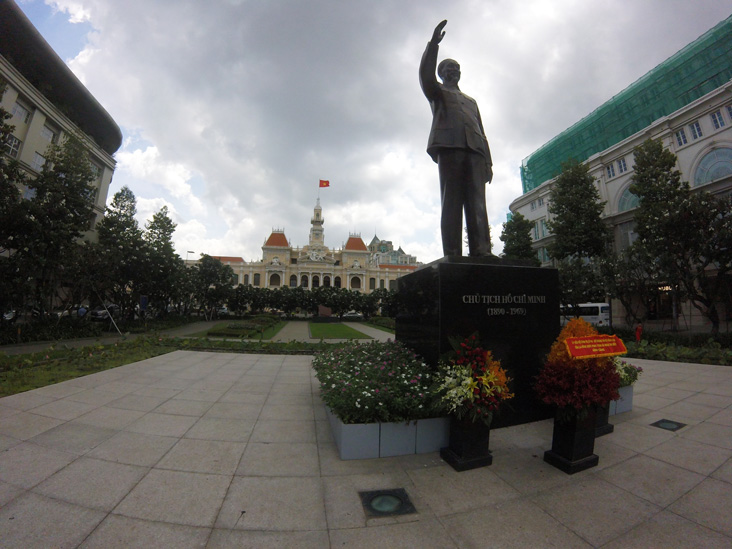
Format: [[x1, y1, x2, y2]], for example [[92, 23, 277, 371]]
[[565, 335, 627, 359]]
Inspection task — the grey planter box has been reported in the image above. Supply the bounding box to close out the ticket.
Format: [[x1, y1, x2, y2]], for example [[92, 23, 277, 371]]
[[609, 385, 633, 415], [326, 408, 449, 460]]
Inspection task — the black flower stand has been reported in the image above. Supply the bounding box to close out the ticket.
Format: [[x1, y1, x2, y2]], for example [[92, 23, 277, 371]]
[[595, 403, 614, 437], [544, 407, 599, 474], [440, 416, 492, 471]]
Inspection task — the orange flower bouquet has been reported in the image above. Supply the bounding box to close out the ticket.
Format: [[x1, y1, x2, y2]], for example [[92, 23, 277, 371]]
[[535, 319, 620, 421]]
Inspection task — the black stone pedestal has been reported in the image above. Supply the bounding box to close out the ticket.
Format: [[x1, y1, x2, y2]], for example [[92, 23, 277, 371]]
[[440, 417, 493, 472], [544, 408, 599, 474], [395, 256, 559, 428], [595, 404, 615, 437]]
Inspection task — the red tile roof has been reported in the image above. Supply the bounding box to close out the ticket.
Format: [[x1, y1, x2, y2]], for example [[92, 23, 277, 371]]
[[344, 236, 368, 251], [264, 232, 290, 247], [213, 256, 244, 263]]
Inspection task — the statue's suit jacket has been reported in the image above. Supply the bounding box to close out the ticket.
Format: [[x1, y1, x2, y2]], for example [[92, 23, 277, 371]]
[[419, 41, 493, 184]]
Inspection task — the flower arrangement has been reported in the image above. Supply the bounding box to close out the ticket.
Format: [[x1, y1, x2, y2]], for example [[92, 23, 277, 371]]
[[312, 340, 435, 424], [535, 319, 620, 417], [434, 334, 513, 427], [613, 357, 643, 387]]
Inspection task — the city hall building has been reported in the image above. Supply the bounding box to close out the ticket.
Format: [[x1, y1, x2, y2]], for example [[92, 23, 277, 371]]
[[201, 199, 420, 293], [0, 1, 122, 234], [509, 15, 732, 330]]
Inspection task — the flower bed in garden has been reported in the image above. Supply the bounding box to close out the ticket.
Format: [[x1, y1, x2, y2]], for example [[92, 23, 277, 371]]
[[312, 340, 447, 458]]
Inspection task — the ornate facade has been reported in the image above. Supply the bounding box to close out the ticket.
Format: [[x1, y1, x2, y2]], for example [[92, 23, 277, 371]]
[[210, 200, 420, 293]]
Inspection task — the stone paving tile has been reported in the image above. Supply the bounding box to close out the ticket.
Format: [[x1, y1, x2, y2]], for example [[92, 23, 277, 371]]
[[184, 417, 256, 442], [66, 388, 126, 406], [250, 419, 317, 443], [328, 517, 457, 548], [203, 402, 263, 420], [28, 422, 117, 455], [0, 411, 64, 440], [153, 398, 214, 416], [0, 492, 105, 549], [156, 438, 246, 475], [530, 477, 660, 547], [208, 528, 329, 548], [216, 476, 327, 531], [0, 480, 23, 507], [237, 442, 320, 477], [0, 441, 76, 489], [668, 478, 732, 537], [442, 498, 593, 548], [0, 391, 56, 411], [80, 514, 210, 549], [711, 457, 732, 483], [597, 454, 706, 506], [643, 436, 732, 475], [32, 382, 87, 399], [708, 407, 732, 427], [407, 464, 521, 516], [33, 456, 148, 511], [602, 509, 732, 549], [29, 398, 98, 421], [679, 421, 732, 450], [604, 421, 675, 453], [72, 406, 146, 429], [259, 403, 314, 421], [114, 469, 231, 527], [0, 433, 20, 451], [88, 430, 179, 466], [107, 393, 170, 412], [124, 412, 198, 437]]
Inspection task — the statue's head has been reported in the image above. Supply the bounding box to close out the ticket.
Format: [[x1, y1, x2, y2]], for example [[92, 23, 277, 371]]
[[437, 58, 460, 84]]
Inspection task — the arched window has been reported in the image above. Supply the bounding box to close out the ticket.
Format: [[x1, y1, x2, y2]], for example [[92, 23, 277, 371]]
[[334, 276, 341, 288], [694, 147, 732, 187], [324, 276, 331, 287], [312, 275, 320, 288], [351, 276, 361, 290], [269, 273, 281, 287], [369, 277, 376, 290], [289, 275, 297, 287], [617, 187, 639, 212], [253, 273, 261, 286], [300, 275, 309, 288], [243, 274, 249, 285]]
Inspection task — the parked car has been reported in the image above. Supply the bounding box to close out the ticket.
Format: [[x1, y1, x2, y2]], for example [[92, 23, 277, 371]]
[[342, 311, 364, 320], [90, 304, 120, 321], [2, 310, 17, 324]]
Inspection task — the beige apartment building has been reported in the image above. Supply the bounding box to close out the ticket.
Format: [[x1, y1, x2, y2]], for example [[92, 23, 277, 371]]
[[0, 1, 121, 234], [510, 15, 732, 330]]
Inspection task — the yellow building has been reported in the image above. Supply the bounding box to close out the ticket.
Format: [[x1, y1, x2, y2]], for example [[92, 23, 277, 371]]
[[208, 199, 420, 292]]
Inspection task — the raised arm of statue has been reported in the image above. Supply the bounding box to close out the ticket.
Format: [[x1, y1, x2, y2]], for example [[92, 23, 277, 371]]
[[431, 20, 447, 45]]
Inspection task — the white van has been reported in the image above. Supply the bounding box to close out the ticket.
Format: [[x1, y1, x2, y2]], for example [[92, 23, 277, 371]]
[[560, 303, 611, 327]]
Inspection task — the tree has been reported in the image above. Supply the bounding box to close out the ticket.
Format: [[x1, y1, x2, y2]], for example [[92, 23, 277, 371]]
[[547, 160, 610, 307], [547, 160, 609, 259], [499, 212, 539, 265], [14, 134, 97, 314], [95, 186, 147, 315], [628, 138, 732, 333], [142, 206, 185, 315], [0, 84, 29, 315], [192, 255, 234, 318]]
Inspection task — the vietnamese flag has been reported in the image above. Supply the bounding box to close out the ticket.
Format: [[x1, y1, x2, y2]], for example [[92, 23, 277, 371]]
[[319, 179, 330, 188]]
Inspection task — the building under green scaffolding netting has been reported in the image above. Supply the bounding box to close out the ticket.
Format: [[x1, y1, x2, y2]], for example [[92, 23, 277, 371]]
[[520, 15, 732, 194]]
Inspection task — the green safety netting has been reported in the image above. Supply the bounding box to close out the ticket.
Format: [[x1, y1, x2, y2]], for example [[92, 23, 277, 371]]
[[520, 15, 732, 194]]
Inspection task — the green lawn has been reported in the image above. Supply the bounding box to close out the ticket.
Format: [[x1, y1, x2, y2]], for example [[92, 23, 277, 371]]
[[308, 322, 372, 339], [187, 320, 287, 339]]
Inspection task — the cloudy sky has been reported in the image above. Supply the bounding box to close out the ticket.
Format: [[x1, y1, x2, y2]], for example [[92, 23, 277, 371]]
[[16, 0, 732, 263]]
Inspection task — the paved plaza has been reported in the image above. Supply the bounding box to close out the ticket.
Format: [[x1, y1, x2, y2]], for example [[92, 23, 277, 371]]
[[1, 335, 731, 547]]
